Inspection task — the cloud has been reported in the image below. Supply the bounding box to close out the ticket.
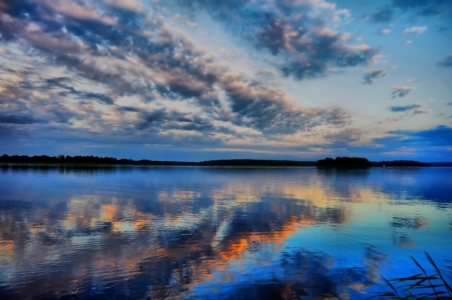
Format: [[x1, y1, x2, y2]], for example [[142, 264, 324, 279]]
[[172, 14, 198, 28], [412, 108, 428, 115], [2, 0, 443, 161], [362, 69, 388, 84], [438, 54, 452, 67], [379, 28, 391, 35], [172, 0, 378, 81], [391, 86, 415, 98], [391, 0, 452, 17], [447, 102, 452, 106], [365, 0, 452, 37], [386, 104, 428, 116], [388, 104, 420, 112], [0, 14, 90, 54], [65, 91, 115, 105], [388, 125, 452, 148], [24, 23, 89, 54], [0, 58, 109, 129], [0, 114, 45, 125], [102, 0, 144, 13], [323, 128, 366, 147], [367, 0, 452, 23], [0, 0, 356, 152], [45, 77, 115, 105], [402, 26, 427, 34], [350, 125, 452, 161], [366, 6, 394, 23], [132, 108, 216, 132], [36, 0, 116, 25]]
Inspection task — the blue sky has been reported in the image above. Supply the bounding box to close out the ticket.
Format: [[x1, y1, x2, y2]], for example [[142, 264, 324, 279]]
[[0, 0, 451, 161]]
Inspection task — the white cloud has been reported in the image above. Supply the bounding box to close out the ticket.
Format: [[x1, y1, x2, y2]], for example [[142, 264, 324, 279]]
[[402, 26, 427, 34], [412, 108, 428, 115], [37, 0, 115, 25], [103, 0, 144, 13]]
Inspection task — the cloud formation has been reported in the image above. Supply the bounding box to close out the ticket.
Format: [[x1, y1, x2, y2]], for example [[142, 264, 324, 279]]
[[366, 6, 394, 23], [0, 0, 450, 160], [102, 0, 144, 13], [391, 86, 415, 98], [32, 0, 116, 25], [367, 0, 452, 23], [412, 108, 428, 115], [362, 69, 388, 84], [388, 104, 420, 112], [0, 114, 45, 125], [438, 54, 452, 67], [0, 0, 356, 154], [391, 0, 452, 17], [388, 125, 452, 148], [173, 0, 379, 80], [323, 128, 366, 147], [402, 26, 427, 34]]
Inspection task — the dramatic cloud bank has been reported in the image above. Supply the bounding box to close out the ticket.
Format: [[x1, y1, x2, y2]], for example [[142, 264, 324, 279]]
[[0, 0, 360, 158], [0, 0, 451, 160], [172, 0, 379, 80]]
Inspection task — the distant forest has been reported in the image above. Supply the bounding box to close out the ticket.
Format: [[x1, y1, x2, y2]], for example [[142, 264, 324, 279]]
[[0, 154, 448, 167], [0, 155, 314, 167], [316, 157, 433, 167]]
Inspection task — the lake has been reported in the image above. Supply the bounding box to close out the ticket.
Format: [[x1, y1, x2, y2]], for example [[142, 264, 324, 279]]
[[0, 166, 451, 299]]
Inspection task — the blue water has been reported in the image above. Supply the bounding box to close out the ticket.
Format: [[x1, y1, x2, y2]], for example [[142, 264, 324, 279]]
[[0, 166, 451, 299]]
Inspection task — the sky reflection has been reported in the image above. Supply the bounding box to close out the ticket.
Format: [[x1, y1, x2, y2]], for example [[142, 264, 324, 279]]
[[0, 167, 451, 299]]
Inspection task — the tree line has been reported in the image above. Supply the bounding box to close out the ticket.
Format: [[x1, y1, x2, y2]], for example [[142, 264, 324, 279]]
[[0, 155, 314, 166], [0, 154, 433, 167], [0, 154, 190, 165], [316, 157, 431, 167]]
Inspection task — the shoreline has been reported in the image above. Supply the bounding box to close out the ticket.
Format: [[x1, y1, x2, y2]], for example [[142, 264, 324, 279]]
[[1, 155, 451, 167], [2, 163, 451, 168]]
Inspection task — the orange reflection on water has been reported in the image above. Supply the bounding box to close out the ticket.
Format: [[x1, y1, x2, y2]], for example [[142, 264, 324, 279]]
[[100, 204, 119, 222], [220, 239, 248, 260], [0, 241, 14, 261], [281, 284, 298, 300], [282, 185, 334, 207], [134, 218, 147, 230], [349, 283, 367, 291], [219, 216, 315, 261]]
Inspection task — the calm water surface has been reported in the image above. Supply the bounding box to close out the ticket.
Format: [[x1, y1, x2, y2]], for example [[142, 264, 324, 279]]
[[0, 166, 451, 299]]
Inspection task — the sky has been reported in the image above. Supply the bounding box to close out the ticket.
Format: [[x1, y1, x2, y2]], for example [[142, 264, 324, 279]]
[[0, 0, 451, 162]]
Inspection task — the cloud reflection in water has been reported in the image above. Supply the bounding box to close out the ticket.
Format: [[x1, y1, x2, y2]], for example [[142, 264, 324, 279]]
[[0, 166, 451, 299]]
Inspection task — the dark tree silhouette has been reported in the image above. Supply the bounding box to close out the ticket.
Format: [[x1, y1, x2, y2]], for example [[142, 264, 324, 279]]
[[316, 157, 370, 167], [0, 154, 433, 167]]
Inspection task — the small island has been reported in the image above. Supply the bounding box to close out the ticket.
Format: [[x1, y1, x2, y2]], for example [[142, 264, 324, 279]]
[[316, 157, 432, 167]]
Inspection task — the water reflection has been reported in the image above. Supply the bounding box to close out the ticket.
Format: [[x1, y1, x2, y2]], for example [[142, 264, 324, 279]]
[[0, 167, 451, 299]]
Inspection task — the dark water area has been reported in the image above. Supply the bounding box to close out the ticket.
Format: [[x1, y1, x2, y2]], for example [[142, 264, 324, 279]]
[[0, 166, 451, 299]]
